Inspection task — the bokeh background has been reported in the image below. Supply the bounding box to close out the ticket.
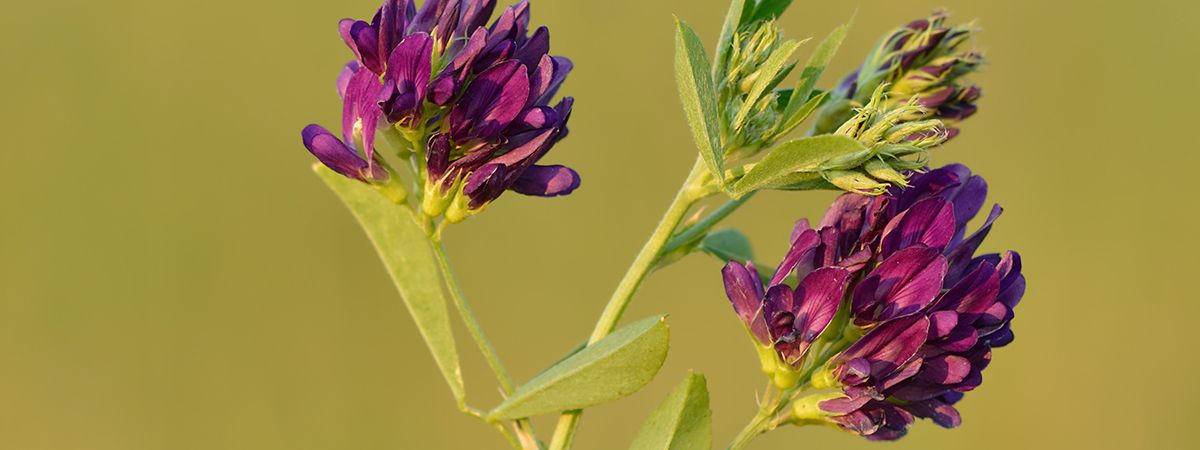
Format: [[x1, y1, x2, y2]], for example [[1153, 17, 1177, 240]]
[[3, 0, 1197, 448]]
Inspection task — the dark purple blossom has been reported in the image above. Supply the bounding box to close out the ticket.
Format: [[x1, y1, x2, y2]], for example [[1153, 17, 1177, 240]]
[[807, 164, 1026, 440], [818, 11, 983, 137], [302, 0, 578, 215], [722, 221, 854, 370], [719, 164, 1025, 441]]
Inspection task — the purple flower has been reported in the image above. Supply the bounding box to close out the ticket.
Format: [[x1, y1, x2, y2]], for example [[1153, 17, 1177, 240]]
[[301, 124, 388, 182], [722, 221, 854, 372], [719, 164, 1025, 440], [817, 11, 983, 137], [301, 65, 389, 182], [808, 164, 1026, 440], [302, 0, 579, 214]]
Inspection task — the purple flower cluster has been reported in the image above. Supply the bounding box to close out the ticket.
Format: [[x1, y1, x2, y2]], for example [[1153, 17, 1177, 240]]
[[721, 164, 1025, 440], [301, 0, 578, 209], [818, 12, 982, 139]]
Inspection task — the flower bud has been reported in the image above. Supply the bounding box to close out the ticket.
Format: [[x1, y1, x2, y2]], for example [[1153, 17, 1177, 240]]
[[811, 86, 948, 193], [817, 11, 983, 137], [718, 20, 792, 156]]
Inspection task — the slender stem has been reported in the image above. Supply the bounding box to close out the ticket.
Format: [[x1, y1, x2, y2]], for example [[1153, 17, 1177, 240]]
[[661, 191, 756, 256], [432, 239, 515, 392], [587, 156, 710, 343], [547, 157, 711, 450], [728, 408, 774, 450], [431, 238, 541, 449], [729, 381, 810, 450], [547, 413, 580, 450]]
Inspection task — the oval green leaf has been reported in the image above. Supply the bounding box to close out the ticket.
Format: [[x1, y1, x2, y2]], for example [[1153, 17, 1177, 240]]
[[674, 19, 725, 186], [698, 228, 755, 263], [733, 134, 865, 196], [489, 316, 670, 420], [629, 372, 712, 450], [315, 165, 464, 402]]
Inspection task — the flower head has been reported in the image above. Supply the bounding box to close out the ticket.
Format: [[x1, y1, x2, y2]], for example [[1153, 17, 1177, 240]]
[[720, 164, 1026, 440], [722, 221, 855, 388], [813, 165, 1024, 440], [301, 0, 578, 221], [818, 11, 983, 137]]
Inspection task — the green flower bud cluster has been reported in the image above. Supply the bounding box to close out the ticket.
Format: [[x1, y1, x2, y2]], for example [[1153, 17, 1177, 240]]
[[822, 85, 947, 195], [817, 11, 983, 134], [719, 21, 792, 157]]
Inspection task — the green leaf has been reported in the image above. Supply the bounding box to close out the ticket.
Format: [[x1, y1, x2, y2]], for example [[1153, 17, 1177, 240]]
[[488, 316, 670, 420], [749, 0, 796, 23], [773, 90, 828, 139], [714, 0, 753, 77], [674, 19, 725, 186], [732, 39, 802, 130], [314, 165, 464, 402], [698, 228, 754, 263], [782, 23, 849, 128], [733, 134, 866, 196], [763, 172, 834, 191], [629, 372, 712, 450]]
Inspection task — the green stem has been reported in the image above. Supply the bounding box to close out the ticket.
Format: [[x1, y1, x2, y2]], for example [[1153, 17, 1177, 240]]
[[728, 409, 773, 450], [661, 191, 756, 256], [431, 238, 541, 449], [548, 157, 711, 450], [727, 385, 791, 450], [587, 156, 710, 343]]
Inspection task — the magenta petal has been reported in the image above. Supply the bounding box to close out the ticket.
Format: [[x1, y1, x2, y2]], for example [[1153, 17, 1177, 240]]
[[934, 260, 1000, 317], [944, 203, 1003, 285], [722, 261, 769, 344], [916, 354, 971, 385], [792, 267, 853, 344], [301, 124, 375, 181], [377, 0, 412, 56], [927, 313, 959, 347], [880, 197, 956, 257], [948, 174, 988, 245], [341, 68, 384, 166], [770, 225, 820, 286], [820, 394, 871, 414], [838, 315, 929, 383], [508, 106, 559, 134], [528, 54, 573, 106], [852, 247, 948, 325], [426, 133, 452, 182], [433, 0, 462, 45], [349, 20, 384, 74], [908, 398, 963, 428], [449, 60, 531, 142], [938, 323, 978, 352], [510, 165, 579, 197], [514, 26, 550, 68], [381, 33, 433, 122], [455, 0, 497, 37], [880, 356, 924, 391], [463, 163, 507, 207], [539, 56, 573, 105], [430, 73, 457, 105], [996, 251, 1025, 309], [488, 128, 556, 167], [762, 284, 797, 345], [336, 61, 361, 99]]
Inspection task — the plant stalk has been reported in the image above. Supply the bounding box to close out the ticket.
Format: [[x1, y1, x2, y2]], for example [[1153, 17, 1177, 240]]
[[548, 156, 712, 449], [727, 407, 775, 450], [431, 238, 541, 449]]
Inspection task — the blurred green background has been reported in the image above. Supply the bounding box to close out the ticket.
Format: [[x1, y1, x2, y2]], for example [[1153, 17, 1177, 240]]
[[2, 0, 1196, 448]]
